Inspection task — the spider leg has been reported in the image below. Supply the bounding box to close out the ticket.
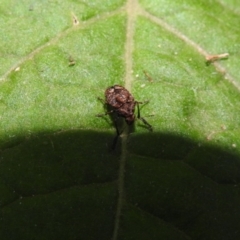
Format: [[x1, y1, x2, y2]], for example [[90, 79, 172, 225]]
[[111, 117, 122, 150], [96, 110, 114, 117], [136, 101, 153, 132], [96, 107, 123, 150], [97, 97, 106, 104]]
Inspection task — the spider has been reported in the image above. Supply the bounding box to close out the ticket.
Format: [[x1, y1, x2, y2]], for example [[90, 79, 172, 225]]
[[97, 85, 152, 149]]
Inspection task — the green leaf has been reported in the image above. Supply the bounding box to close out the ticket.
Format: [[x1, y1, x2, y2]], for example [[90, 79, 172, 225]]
[[1, 0, 240, 239]]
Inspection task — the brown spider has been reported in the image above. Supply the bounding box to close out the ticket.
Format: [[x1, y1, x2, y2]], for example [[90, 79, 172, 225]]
[[97, 85, 152, 149]]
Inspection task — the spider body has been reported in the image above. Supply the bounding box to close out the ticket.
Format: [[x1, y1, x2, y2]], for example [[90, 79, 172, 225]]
[[105, 85, 136, 125], [97, 84, 152, 149]]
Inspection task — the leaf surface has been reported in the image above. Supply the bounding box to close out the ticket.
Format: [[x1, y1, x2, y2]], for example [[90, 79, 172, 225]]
[[0, 0, 240, 239]]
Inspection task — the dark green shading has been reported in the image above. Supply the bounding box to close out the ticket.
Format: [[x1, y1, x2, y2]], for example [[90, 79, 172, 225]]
[[128, 132, 196, 160], [128, 132, 240, 183], [0, 131, 240, 239], [119, 204, 189, 240], [0, 184, 117, 240], [126, 133, 240, 240], [185, 146, 240, 184], [0, 181, 18, 207], [0, 130, 119, 239], [0, 130, 119, 197]]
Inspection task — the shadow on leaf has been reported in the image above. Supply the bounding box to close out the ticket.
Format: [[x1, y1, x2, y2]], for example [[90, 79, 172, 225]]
[[0, 130, 239, 240]]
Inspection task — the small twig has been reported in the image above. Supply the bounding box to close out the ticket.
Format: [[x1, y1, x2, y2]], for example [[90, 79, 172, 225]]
[[143, 70, 153, 82], [71, 12, 79, 26], [206, 53, 229, 65], [68, 55, 75, 66]]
